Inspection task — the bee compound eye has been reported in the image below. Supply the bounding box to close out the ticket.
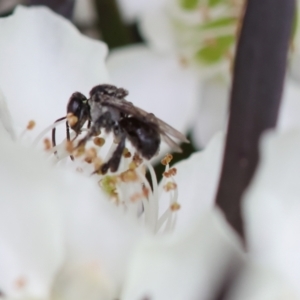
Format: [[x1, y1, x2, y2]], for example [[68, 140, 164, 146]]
[[67, 92, 87, 112]]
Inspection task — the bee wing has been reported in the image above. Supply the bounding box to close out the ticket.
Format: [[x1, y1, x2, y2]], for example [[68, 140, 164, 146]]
[[161, 133, 183, 153], [154, 117, 190, 143], [101, 97, 146, 117], [102, 96, 189, 146]]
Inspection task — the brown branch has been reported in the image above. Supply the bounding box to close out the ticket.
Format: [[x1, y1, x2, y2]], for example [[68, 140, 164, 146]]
[[215, 0, 296, 239]]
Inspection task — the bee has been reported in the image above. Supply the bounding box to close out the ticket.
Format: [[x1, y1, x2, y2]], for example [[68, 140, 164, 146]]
[[52, 84, 189, 174]]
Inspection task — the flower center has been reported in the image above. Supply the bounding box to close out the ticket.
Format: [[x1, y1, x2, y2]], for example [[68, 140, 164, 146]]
[[27, 119, 181, 234]]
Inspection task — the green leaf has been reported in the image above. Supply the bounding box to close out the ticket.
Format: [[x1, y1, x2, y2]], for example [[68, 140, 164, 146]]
[[196, 35, 235, 64], [180, 0, 198, 10], [200, 17, 236, 30], [208, 0, 222, 7]]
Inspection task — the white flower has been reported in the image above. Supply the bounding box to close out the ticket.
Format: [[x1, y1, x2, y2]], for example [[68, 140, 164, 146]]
[[0, 6, 244, 300], [0, 6, 144, 299]]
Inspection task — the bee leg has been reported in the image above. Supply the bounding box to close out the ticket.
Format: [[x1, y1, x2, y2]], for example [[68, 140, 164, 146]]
[[52, 116, 67, 158], [77, 112, 111, 148], [65, 121, 75, 161], [101, 135, 126, 174], [77, 125, 99, 148]]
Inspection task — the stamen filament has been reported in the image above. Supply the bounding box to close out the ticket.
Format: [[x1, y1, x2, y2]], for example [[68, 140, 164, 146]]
[[157, 209, 171, 232], [32, 118, 66, 146]]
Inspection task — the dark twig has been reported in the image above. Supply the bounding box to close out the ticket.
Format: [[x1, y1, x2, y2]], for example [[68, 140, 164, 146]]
[[215, 0, 295, 239], [27, 0, 75, 20]]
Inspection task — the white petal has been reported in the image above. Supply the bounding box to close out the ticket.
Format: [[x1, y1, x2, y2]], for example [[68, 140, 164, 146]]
[[107, 45, 199, 141], [0, 6, 109, 136], [228, 262, 300, 300], [64, 181, 149, 298], [159, 132, 224, 232], [192, 77, 230, 148], [0, 89, 15, 140], [0, 128, 142, 298], [243, 129, 300, 295], [0, 139, 65, 298], [52, 264, 115, 300], [122, 209, 243, 300]]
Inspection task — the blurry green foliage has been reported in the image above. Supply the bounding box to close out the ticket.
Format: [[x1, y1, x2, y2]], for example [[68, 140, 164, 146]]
[[199, 17, 236, 30], [208, 0, 223, 7], [196, 35, 235, 64], [180, 0, 199, 10]]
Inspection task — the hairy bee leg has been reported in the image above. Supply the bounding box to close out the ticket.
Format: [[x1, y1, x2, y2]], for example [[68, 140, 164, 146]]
[[52, 116, 67, 157], [77, 112, 111, 148], [99, 135, 126, 174], [77, 125, 99, 148]]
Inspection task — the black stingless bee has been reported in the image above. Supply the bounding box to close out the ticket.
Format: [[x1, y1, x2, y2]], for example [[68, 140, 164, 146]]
[[52, 84, 189, 174]]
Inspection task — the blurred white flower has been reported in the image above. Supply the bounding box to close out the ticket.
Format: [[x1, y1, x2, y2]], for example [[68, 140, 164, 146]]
[[242, 129, 300, 298]]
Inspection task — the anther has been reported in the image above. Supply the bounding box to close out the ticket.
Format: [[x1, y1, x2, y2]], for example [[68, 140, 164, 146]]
[[123, 148, 132, 158], [170, 202, 181, 211], [132, 153, 143, 166], [43, 138, 52, 150], [65, 140, 74, 153], [84, 148, 97, 164], [67, 113, 78, 127], [161, 154, 173, 166], [26, 120, 36, 130], [74, 144, 85, 157], [93, 157, 103, 171], [93, 137, 105, 147], [164, 182, 177, 192], [120, 169, 138, 182], [130, 192, 144, 202], [163, 167, 177, 178]]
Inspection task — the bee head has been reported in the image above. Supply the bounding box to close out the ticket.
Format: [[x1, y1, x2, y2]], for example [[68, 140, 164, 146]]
[[67, 92, 88, 114]]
